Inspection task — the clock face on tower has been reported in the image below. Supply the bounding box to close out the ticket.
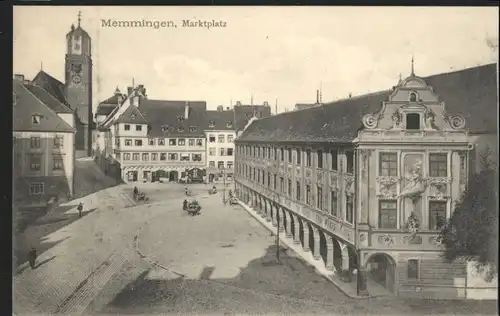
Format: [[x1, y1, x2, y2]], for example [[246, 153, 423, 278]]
[[72, 74, 82, 84], [71, 63, 83, 85]]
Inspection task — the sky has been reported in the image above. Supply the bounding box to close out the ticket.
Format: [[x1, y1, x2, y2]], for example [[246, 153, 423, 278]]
[[13, 6, 499, 112]]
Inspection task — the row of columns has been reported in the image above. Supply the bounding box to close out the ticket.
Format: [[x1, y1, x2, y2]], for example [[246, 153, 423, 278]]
[[237, 184, 353, 280]]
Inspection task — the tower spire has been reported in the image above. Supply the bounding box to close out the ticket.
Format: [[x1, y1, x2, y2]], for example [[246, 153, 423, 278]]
[[77, 11, 82, 27], [251, 94, 254, 105], [40, 61, 43, 71], [411, 55, 415, 76], [319, 82, 323, 104]]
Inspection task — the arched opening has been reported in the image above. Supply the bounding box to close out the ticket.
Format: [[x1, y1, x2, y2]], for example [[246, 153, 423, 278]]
[[290, 213, 296, 237], [307, 223, 315, 253], [319, 231, 327, 265], [299, 219, 305, 247], [169, 170, 179, 182], [332, 239, 342, 271], [366, 253, 396, 294]]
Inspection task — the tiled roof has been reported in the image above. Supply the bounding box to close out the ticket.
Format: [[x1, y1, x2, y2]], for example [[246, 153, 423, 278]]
[[234, 105, 272, 131], [100, 93, 122, 106], [205, 110, 235, 131], [96, 104, 118, 117], [115, 105, 148, 125], [238, 63, 498, 143], [136, 99, 207, 137], [23, 83, 73, 114], [13, 80, 75, 133], [32, 71, 68, 107]]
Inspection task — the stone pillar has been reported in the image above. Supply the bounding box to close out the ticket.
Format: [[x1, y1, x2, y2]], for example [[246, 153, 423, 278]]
[[266, 202, 272, 222], [303, 224, 310, 252], [339, 242, 351, 282], [278, 208, 284, 232], [272, 205, 278, 227], [312, 227, 321, 260], [325, 236, 335, 271], [285, 211, 292, 238], [293, 215, 301, 244], [261, 200, 268, 218], [357, 267, 369, 296]]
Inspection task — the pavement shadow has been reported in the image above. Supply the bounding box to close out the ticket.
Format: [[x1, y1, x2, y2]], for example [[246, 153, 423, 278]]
[[35, 255, 57, 269], [102, 244, 498, 315], [73, 159, 121, 199]]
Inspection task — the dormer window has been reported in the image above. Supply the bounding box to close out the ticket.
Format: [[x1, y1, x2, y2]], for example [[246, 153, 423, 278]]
[[406, 113, 420, 130], [409, 92, 418, 102], [161, 125, 169, 132], [130, 114, 136, 120], [189, 126, 197, 132], [226, 121, 233, 128], [177, 126, 184, 132], [177, 116, 184, 123], [208, 120, 215, 128], [32, 114, 42, 124]]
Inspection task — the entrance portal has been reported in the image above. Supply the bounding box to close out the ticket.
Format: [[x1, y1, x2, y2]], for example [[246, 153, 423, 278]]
[[367, 253, 396, 293], [169, 170, 179, 182]]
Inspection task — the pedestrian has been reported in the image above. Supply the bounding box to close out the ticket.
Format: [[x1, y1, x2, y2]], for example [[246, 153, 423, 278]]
[[28, 247, 37, 269], [77, 202, 83, 218]]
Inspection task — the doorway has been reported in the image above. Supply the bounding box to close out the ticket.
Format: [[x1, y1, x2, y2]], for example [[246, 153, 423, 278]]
[[169, 170, 179, 182], [367, 253, 396, 293]]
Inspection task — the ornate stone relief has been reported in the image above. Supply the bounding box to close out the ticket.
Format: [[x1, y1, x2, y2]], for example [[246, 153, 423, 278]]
[[424, 109, 438, 130], [378, 234, 395, 246], [391, 109, 403, 129], [317, 170, 323, 181], [403, 235, 423, 245], [428, 182, 449, 200], [305, 169, 312, 178], [295, 168, 301, 177], [376, 176, 400, 198], [344, 175, 355, 196], [330, 173, 338, 187], [444, 115, 466, 130], [362, 114, 379, 129], [428, 236, 443, 246]]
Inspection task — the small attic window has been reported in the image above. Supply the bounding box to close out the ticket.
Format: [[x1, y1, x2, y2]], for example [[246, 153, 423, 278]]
[[189, 126, 197, 132], [208, 120, 215, 128], [406, 113, 420, 130], [161, 125, 169, 132], [177, 116, 184, 123], [32, 114, 43, 124], [226, 121, 233, 128], [130, 114, 136, 120], [409, 92, 418, 102], [177, 126, 184, 132]]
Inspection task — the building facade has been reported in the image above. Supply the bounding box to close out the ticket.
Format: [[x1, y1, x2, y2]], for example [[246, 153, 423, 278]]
[[13, 78, 76, 207], [234, 64, 498, 299]]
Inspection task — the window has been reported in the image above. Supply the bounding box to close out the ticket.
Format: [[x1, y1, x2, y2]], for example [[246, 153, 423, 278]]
[[407, 259, 419, 280], [257, 170, 261, 183], [178, 139, 186, 146], [227, 148, 233, 156], [161, 125, 169, 132], [168, 153, 178, 160], [160, 153, 167, 161], [296, 181, 301, 200], [331, 149, 338, 170], [218, 161, 225, 169], [135, 139, 143, 146], [151, 153, 158, 160], [136, 125, 142, 131], [274, 148, 278, 160], [180, 153, 190, 161], [280, 148, 284, 161], [209, 161, 215, 168], [209, 148, 216, 156], [306, 150, 311, 167], [220, 148, 225, 156], [148, 138, 155, 146], [429, 201, 446, 230], [142, 153, 149, 161], [208, 120, 215, 128], [123, 153, 131, 160], [267, 173, 271, 187], [53, 136, 64, 148], [429, 153, 447, 177], [52, 155, 63, 170], [30, 137, 40, 148], [124, 124, 130, 131], [406, 113, 420, 130], [218, 135, 225, 143], [29, 154, 41, 171], [306, 185, 311, 205], [288, 149, 292, 163], [32, 115, 42, 124], [189, 126, 197, 132], [380, 153, 398, 176], [188, 139, 195, 146], [288, 179, 292, 196], [317, 186, 323, 210], [209, 135, 216, 143], [267, 147, 271, 159], [331, 191, 338, 217], [29, 183, 44, 195], [227, 135, 234, 142], [226, 121, 233, 128], [115, 138, 120, 146], [125, 139, 132, 146], [132, 153, 140, 161], [192, 154, 202, 162], [296, 149, 301, 165], [280, 177, 285, 193], [197, 139, 203, 146], [176, 126, 184, 132], [169, 139, 177, 146], [379, 200, 397, 228], [346, 151, 354, 173], [177, 116, 184, 123], [409, 92, 418, 102], [317, 150, 323, 168], [227, 161, 233, 169], [346, 196, 353, 223], [273, 174, 277, 190], [158, 138, 165, 145]]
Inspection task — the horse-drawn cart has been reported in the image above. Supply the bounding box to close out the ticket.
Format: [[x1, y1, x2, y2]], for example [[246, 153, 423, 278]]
[[186, 200, 201, 216]]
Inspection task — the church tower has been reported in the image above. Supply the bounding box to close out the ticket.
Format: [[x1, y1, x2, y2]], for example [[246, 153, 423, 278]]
[[64, 11, 93, 156]]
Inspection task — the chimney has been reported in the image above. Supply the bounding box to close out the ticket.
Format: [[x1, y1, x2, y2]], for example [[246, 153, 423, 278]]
[[117, 94, 124, 105], [236, 101, 241, 106], [131, 92, 140, 107], [184, 101, 189, 119], [14, 74, 25, 82], [316, 90, 320, 104], [263, 101, 268, 106], [349, 93, 352, 98], [226, 107, 230, 111]]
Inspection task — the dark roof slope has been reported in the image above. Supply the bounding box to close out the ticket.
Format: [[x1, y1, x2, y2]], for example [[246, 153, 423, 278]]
[[115, 105, 148, 125], [32, 71, 68, 107], [136, 100, 207, 137], [205, 110, 235, 131], [238, 63, 498, 143], [23, 83, 73, 114], [234, 105, 272, 131], [13, 80, 74, 132], [96, 104, 118, 117]]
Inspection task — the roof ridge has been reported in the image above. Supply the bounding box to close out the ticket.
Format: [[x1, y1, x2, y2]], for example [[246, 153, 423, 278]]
[[422, 62, 497, 79], [25, 83, 73, 113]]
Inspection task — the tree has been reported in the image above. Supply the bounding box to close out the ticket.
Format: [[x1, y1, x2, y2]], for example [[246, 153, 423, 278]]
[[439, 147, 498, 281]]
